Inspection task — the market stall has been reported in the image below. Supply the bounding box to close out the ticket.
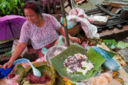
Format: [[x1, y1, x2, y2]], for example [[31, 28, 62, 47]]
[[0, 38, 128, 85], [0, 0, 128, 85]]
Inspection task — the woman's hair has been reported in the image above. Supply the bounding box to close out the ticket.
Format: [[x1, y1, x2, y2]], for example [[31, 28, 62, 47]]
[[23, 0, 42, 15]]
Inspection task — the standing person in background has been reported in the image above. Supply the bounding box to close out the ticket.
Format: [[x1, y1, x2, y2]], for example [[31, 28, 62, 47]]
[[3, 1, 80, 68]]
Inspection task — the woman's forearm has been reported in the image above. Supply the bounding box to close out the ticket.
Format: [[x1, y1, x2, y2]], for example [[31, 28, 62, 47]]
[[58, 27, 81, 43], [58, 27, 71, 39], [9, 42, 27, 62]]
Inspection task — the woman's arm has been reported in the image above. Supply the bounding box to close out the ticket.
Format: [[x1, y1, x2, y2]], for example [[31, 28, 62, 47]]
[[57, 27, 81, 43], [3, 42, 27, 68], [10, 42, 27, 62]]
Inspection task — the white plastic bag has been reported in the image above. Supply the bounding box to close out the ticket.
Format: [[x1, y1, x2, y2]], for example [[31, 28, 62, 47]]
[[11, 40, 28, 57], [67, 8, 99, 38]]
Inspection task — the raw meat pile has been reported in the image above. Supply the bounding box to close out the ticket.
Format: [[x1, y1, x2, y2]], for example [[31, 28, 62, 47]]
[[26, 72, 51, 84], [64, 53, 94, 75]]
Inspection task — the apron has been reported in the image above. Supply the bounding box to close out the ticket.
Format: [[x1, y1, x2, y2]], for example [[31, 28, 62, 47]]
[[37, 40, 57, 58]]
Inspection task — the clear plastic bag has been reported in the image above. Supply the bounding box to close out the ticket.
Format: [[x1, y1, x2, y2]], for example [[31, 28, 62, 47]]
[[84, 72, 122, 85], [45, 45, 67, 64]]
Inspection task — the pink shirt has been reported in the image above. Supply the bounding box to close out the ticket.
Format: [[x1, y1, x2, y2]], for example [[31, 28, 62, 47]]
[[19, 13, 61, 50]]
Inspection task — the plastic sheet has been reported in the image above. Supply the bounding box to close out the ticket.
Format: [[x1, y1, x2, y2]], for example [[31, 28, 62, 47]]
[[0, 65, 14, 79], [92, 46, 120, 71]]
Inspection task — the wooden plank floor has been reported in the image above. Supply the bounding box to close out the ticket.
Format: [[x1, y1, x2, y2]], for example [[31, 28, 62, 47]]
[[99, 25, 128, 41]]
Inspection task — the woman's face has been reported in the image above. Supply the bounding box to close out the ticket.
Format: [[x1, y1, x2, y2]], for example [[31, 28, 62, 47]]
[[24, 8, 40, 24]]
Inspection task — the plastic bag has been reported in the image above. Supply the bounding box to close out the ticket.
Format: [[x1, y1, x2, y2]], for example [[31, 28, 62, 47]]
[[67, 8, 99, 38], [85, 72, 121, 85], [12, 39, 28, 57], [92, 46, 120, 71]]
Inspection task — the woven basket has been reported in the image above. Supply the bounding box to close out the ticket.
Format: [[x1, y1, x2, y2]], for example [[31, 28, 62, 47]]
[[17, 62, 56, 85], [68, 23, 82, 36]]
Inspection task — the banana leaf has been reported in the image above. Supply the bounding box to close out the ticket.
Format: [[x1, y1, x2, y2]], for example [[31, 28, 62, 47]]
[[103, 39, 117, 49], [117, 41, 128, 49], [51, 45, 105, 81]]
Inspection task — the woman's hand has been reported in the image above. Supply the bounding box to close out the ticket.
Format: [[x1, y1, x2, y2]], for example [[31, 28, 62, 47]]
[[58, 27, 81, 44], [2, 60, 13, 69], [69, 37, 81, 44]]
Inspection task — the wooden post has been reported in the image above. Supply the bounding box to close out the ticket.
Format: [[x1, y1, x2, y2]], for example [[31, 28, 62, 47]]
[[53, 0, 56, 13], [47, 0, 51, 13], [60, 0, 70, 46]]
